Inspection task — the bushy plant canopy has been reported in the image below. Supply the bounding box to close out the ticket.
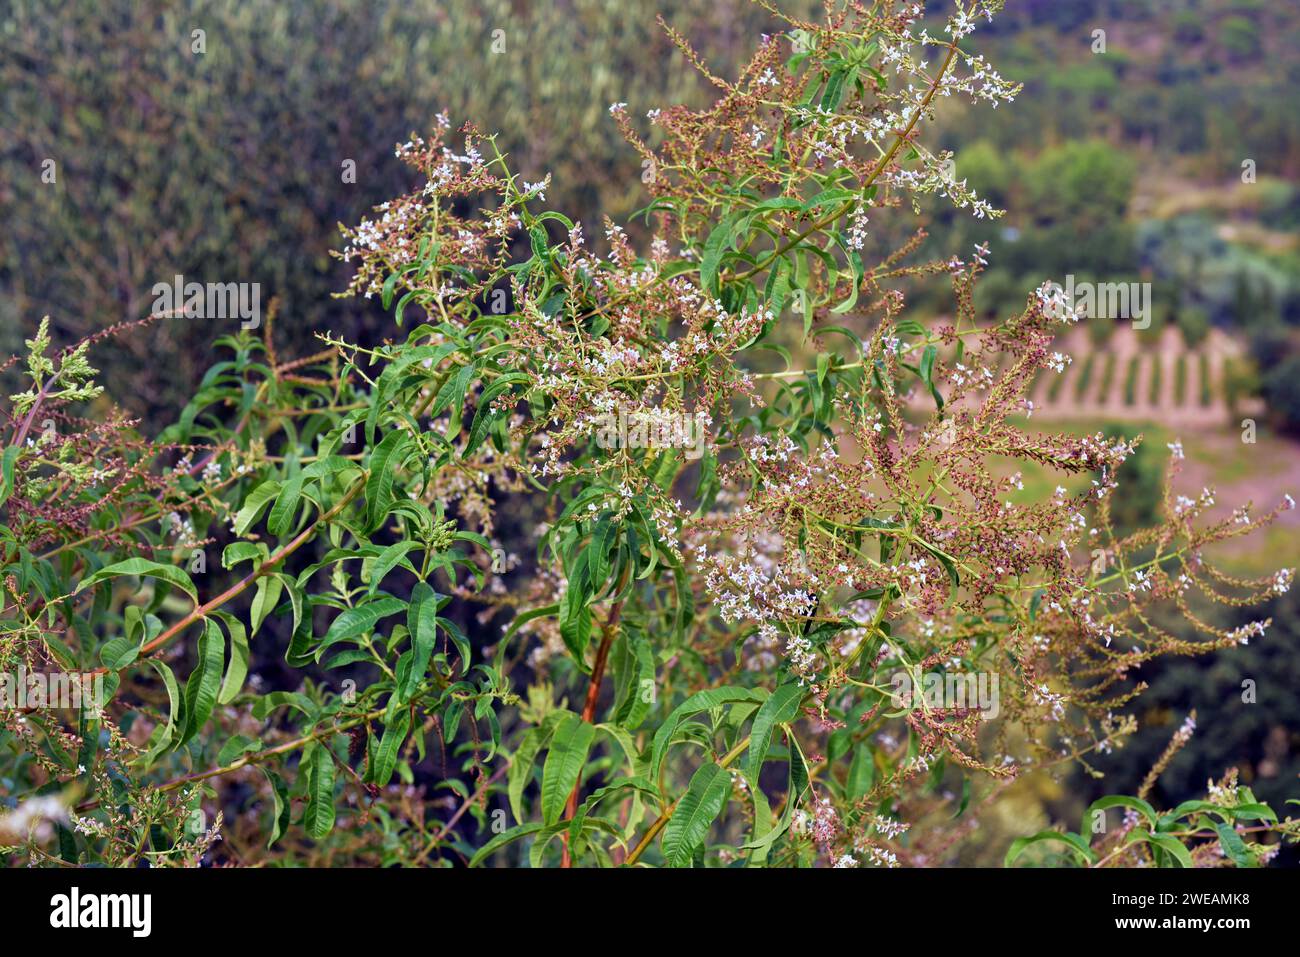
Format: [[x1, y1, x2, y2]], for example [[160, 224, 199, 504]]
[[1, 0, 1296, 868]]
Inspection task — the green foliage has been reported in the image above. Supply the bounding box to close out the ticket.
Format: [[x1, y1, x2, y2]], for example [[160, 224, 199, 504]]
[[1177, 306, 1211, 349], [1148, 355, 1163, 406], [1123, 356, 1140, 406], [1023, 141, 1135, 228], [1098, 423, 1162, 537], [1, 0, 1295, 872], [1262, 354, 1300, 434], [1219, 15, 1262, 60]]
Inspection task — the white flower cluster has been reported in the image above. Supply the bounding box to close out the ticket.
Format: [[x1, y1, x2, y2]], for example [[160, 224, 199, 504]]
[[867, 845, 899, 868], [1272, 568, 1293, 595], [705, 550, 818, 626], [1031, 683, 1066, 721], [522, 174, 551, 201], [1173, 487, 1216, 518], [846, 208, 870, 250], [872, 814, 910, 839], [1226, 619, 1270, 646], [341, 200, 420, 268], [1036, 280, 1081, 324]]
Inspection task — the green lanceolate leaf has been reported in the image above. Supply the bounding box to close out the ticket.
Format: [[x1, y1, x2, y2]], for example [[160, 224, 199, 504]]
[[233, 480, 283, 536], [364, 430, 413, 531], [0, 444, 20, 509], [139, 659, 181, 767], [1005, 830, 1097, 868], [249, 572, 284, 638], [1082, 795, 1158, 837], [745, 682, 804, 783], [744, 729, 811, 855], [700, 211, 744, 297], [651, 686, 766, 782], [215, 612, 249, 705], [613, 634, 655, 730], [541, 712, 596, 826], [468, 822, 545, 868], [466, 372, 529, 455], [261, 767, 292, 849], [99, 605, 146, 670], [1213, 822, 1255, 868], [267, 472, 305, 536], [315, 596, 406, 661], [1125, 828, 1195, 868], [662, 761, 732, 867], [402, 582, 440, 700], [370, 706, 411, 787], [437, 616, 472, 676], [509, 725, 550, 825], [919, 343, 943, 410], [558, 552, 593, 664], [77, 557, 198, 605], [368, 540, 422, 595], [303, 744, 337, 839], [178, 618, 225, 746]]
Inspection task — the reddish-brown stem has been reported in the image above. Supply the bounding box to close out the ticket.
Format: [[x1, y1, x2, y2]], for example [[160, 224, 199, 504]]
[[86, 473, 367, 678], [11, 372, 61, 448], [558, 571, 630, 867]]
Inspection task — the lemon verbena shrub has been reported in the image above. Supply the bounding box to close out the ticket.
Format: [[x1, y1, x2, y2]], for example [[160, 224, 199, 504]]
[[1, 0, 1296, 868], [335, 0, 1298, 867]]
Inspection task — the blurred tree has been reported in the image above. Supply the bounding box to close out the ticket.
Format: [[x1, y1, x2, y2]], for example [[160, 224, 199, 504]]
[[956, 139, 1013, 211], [1177, 304, 1211, 348], [1262, 353, 1300, 436], [1023, 140, 1135, 228], [1219, 15, 1262, 62], [0, 0, 814, 424]]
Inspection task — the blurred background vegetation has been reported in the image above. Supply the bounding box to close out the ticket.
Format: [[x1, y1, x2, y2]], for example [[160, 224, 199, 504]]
[[2, 0, 1297, 863], [1, 0, 810, 416]]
